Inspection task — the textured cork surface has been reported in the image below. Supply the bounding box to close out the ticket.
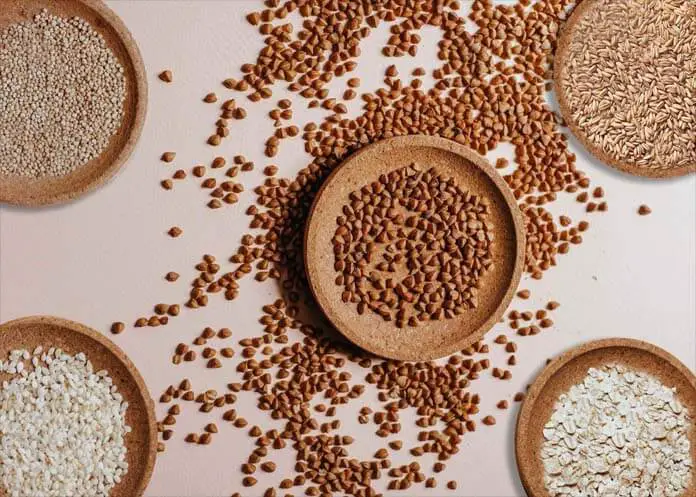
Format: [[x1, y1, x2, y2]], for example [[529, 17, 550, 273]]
[[0, 316, 157, 497], [304, 135, 525, 361], [0, 0, 147, 206], [516, 338, 696, 497], [554, 0, 695, 179]]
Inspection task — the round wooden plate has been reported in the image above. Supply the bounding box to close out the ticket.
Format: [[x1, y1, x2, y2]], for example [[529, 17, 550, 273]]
[[516, 338, 696, 497], [304, 135, 525, 361], [0, 0, 147, 206], [0, 316, 157, 497], [554, 0, 695, 179]]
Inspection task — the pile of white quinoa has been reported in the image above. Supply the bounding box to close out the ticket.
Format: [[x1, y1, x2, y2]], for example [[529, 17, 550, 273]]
[[0, 9, 126, 178]]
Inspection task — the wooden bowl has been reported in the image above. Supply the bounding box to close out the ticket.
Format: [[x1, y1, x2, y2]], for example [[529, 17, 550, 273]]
[[0, 316, 157, 497], [304, 135, 525, 361], [516, 338, 696, 497], [0, 0, 147, 206], [554, 0, 695, 178]]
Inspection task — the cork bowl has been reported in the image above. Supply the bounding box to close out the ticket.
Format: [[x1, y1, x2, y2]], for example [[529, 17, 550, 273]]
[[304, 135, 525, 361], [554, 0, 695, 179], [516, 338, 696, 497], [0, 316, 157, 497], [0, 0, 147, 206]]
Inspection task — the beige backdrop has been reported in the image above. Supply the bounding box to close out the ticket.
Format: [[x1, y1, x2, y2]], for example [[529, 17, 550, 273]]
[[0, 2, 694, 496]]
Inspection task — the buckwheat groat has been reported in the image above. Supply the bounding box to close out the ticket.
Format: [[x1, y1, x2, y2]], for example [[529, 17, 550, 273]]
[[332, 163, 494, 328]]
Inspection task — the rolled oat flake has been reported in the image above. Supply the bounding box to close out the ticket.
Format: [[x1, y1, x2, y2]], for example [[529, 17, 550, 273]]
[[542, 364, 692, 497]]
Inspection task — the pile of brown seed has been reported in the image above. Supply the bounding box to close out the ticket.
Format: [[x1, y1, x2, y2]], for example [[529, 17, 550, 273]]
[[135, 0, 605, 321], [154, 299, 530, 495], [111, 0, 619, 494], [333, 163, 493, 327], [224, 0, 598, 306]]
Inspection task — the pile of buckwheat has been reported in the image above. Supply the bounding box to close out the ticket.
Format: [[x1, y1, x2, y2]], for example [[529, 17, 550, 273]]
[[109, 0, 637, 494], [0, 347, 130, 497], [0, 9, 126, 178], [333, 163, 494, 327]]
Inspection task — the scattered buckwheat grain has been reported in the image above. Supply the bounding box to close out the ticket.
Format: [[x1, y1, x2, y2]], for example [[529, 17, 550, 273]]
[[159, 70, 173, 83], [638, 204, 652, 216], [116, 0, 642, 494]]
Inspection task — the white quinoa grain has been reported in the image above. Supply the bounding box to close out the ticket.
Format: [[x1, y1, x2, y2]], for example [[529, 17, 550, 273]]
[[0, 9, 126, 178]]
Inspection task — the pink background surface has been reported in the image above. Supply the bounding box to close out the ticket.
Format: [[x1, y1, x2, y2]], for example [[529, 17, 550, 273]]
[[0, 2, 694, 496]]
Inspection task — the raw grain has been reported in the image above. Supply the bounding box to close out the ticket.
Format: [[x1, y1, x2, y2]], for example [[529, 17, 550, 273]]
[[111, 321, 125, 334], [0, 10, 126, 178], [558, 0, 696, 172], [332, 162, 493, 328], [542, 364, 692, 496], [159, 70, 173, 83], [0, 348, 130, 497]]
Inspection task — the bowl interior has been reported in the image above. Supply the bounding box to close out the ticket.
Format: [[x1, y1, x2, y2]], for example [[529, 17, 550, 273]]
[[516, 339, 696, 497], [0, 316, 157, 497], [305, 135, 524, 360], [0, 0, 147, 206]]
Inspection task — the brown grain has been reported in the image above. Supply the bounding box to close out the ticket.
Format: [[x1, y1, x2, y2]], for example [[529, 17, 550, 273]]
[[110, 322, 124, 334], [158, 70, 172, 83], [137, 2, 616, 494], [161, 152, 176, 163]]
